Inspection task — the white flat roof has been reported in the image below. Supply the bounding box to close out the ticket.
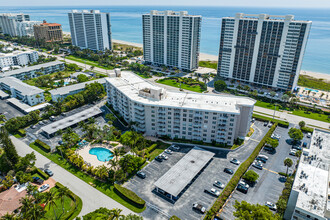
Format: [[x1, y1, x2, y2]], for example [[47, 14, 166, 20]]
[[49, 78, 106, 96], [154, 147, 214, 197], [292, 130, 330, 217], [0, 50, 35, 58], [0, 77, 44, 96], [0, 89, 9, 98], [7, 97, 30, 110], [41, 106, 102, 135], [106, 71, 255, 113]]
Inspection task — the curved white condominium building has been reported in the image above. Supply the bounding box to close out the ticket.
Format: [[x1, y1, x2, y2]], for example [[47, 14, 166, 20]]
[[106, 71, 255, 146]]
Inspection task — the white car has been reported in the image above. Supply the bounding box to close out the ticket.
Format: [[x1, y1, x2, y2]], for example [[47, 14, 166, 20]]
[[266, 201, 277, 211], [289, 149, 297, 156], [213, 181, 225, 189], [161, 154, 169, 160], [238, 180, 250, 189], [38, 184, 50, 192], [271, 134, 281, 140], [252, 160, 263, 170], [164, 149, 172, 155], [230, 158, 240, 165], [307, 132, 312, 138]]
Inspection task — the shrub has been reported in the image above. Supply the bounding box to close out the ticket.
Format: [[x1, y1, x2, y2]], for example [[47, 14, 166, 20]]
[[34, 139, 51, 152], [35, 168, 49, 180], [252, 113, 289, 128], [17, 129, 26, 137], [301, 126, 314, 133], [114, 184, 145, 208], [169, 216, 181, 220], [278, 172, 289, 177], [205, 123, 278, 219], [243, 170, 259, 183], [146, 144, 157, 154]]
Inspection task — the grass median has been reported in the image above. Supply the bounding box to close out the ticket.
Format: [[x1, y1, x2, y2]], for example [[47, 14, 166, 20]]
[[66, 55, 113, 70], [29, 142, 145, 213]]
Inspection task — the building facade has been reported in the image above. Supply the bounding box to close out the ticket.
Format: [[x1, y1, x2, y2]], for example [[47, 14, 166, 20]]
[[142, 10, 201, 71], [0, 77, 44, 106], [0, 51, 39, 69], [34, 20, 63, 42], [217, 13, 311, 91], [0, 13, 41, 37], [0, 61, 65, 80], [106, 71, 255, 146], [68, 10, 112, 51]]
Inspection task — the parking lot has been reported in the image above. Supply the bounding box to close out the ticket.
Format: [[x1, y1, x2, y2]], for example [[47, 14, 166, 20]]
[[219, 124, 312, 219], [124, 121, 269, 220], [23, 104, 108, 149], [0, 99, 25, 120]]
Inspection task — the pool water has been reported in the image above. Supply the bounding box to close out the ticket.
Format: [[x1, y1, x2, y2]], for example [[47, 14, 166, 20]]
[[89, 147, 114, 162], [305, 88, 319, 93]]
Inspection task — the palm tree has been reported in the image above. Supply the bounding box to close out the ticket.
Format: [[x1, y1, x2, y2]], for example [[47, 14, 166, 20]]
[[0, 114, 6, 122], [284, 158, 293, 176], [19, 196, 34, 219], [201, 74, 210, 86], [112, 148, 120, 163], [109, 208, 124, 220], [43, 191, 58, 220], [1, 212, 17, 220], [56, 186, 71, 214]]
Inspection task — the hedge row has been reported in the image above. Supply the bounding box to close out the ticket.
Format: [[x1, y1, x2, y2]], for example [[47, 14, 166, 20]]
[[35, 139, 51, 152], [253, 113, 289, 128], [35, 167, 49, 180], [205, 123, 278, 219], [301, 126, 314, 133], [169, 216, 181, 220], [146, 144, 157, 154], [17, 129, 26, 137], [114, 184, 145, 208], [55, 182, 83, 220]]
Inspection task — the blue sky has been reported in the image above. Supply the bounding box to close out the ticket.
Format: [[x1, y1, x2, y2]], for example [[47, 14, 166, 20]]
[[2, 0, 330, 8]]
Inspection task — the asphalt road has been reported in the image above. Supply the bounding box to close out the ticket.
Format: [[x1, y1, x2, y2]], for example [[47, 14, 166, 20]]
[[10, 136, 134, 217]]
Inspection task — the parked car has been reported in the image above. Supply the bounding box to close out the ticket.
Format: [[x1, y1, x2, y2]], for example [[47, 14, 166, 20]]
[[292, 145, 302, 151], [238, 180, 250, 189], [265, 201, 277, 211], [289, 149, 297, 156], [155, 156, 163, 162], [230, 158, 240, 165], [164, 149, 172, 155], [38, 184, 50, 192], [204, 188, 220, 197], [268, 123, 273, 128], [224, 168, 234, 174], [252, 160, 263, 170], [160, 154, 169, 160], [39, 121, 44, 125], [271, 134, 281, 140], [213, 181, 225, 189], [49, 116, 56, 121], [61, 112, 67, 116], [251, 118, 255, 123], [192, 203, 206, 214], [264, 146, 276, 153], [307, 133, 312, 138], [44, 169, 53, 177], [136, 171, 146, 179], [30, 125, 36, 129], [302, 142, 308, 148], [264, 121, 268, 126], [237, 184, 248, 194], [32, 177, 44, 185], [258, 154, 269, 160], [170, 145, 180, 151]]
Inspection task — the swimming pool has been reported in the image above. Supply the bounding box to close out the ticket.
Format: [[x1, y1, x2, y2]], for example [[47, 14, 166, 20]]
[[89, 147, 114, 162], [305, 88, 319, 93]]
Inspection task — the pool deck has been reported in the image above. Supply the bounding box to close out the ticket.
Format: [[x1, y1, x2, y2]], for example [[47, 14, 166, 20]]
[[76, 141, 123, 168]]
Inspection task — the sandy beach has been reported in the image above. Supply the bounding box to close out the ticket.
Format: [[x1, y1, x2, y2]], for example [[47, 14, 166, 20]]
[[300, 70, 330, 81]]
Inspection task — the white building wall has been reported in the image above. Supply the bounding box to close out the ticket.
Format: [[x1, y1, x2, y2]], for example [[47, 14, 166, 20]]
[[0, 51, 39, 69]]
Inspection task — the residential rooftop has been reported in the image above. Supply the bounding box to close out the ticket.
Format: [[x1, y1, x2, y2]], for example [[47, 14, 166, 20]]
[[292, 130, 330, 217], [0, 77, 44, 96], [223, 13, 312, 23], [49, 78, 106, 96], [145, 10, 201, 17], [154, 147, 215, 197], [106, 71, 255, 113], [0, 61, 64, 78], [0, 50, 36, 57]]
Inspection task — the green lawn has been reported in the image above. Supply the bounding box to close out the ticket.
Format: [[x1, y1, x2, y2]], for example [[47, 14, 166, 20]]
[[43, 187, 75, 220], [29, 142, 145, 213], [66, 55, 113, 70], [156, 79, 206, 93], [149, 145, 168, 161], [298, 75, 330, 91], [198, 61, 217, 69], [255, 100, 282, 111]]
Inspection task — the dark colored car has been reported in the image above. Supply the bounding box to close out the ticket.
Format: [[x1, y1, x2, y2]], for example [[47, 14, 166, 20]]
[[264, 146, 276, 153], [256, 156, 267, 163], [193, 203, 206, 214], [302, 142, 308, 148], [155, 156, 163, 162], [44, 169, 53, 177], [264, 121, 268, 126], [136, 171, 146, 179], [32, 176, 44, 185], [237, 184, 248, 194], [224, 168, 234, 175], [292, 145, 302, 151]]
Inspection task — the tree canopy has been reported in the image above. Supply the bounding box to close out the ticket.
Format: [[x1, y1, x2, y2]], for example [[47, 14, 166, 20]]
[[233, 200, 280, 220], [243, 170, 259, 183], [214, 80, 227, 92], [288, 128, 303, 143], [82, 207, 142, 220]]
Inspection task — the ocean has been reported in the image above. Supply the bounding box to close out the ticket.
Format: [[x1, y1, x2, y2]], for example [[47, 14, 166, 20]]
[[1, 6, 329, 74]]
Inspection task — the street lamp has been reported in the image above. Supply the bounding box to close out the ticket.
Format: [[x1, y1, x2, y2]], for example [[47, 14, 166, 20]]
[[273, 103, 277, 121]]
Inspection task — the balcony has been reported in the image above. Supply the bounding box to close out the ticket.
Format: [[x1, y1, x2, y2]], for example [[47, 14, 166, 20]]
[[134, 105, 144, 111]]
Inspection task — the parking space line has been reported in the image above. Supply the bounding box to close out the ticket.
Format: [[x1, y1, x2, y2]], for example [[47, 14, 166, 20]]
[[263, 168, 278, 174], [250, 138, 261, 143]]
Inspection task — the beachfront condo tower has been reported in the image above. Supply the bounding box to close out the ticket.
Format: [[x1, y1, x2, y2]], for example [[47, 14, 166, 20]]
[[0, 13, 41, 37], [68, 10, 112, 51], [217, 13, 311, 91], [142, 10, 201, 71]]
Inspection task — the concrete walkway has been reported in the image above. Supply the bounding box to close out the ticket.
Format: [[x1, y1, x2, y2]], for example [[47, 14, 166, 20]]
[[10, 136, 135, 217]]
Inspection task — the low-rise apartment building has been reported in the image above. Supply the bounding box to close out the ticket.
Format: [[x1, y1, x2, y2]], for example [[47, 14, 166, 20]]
[[0, 61, 65, 80], [0, 77, 44, 106], [0, 51, 39, 69], [49, 78, 106, 102], [106, 71, 255, 146]]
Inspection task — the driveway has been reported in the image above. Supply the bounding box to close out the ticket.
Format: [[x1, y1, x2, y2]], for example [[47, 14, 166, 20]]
[[10, 136, 134, 217]]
